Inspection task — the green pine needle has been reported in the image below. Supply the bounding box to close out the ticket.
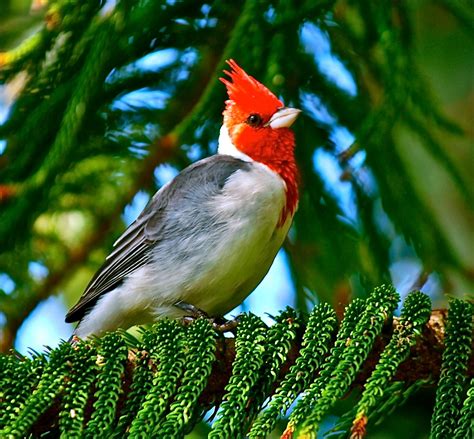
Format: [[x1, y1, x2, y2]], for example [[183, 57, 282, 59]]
[[430, 299, 473, 439], [350, 291, 431, 436], [0, 342, 74, 437], [293, 284, 400, 437], [58, 341, 98, 438], [209, 313, 268, 438], [128, 319, 186, 438], [112, 349, 153, 438], [84, 332, 128, 438], [279, 297, 366, 436], [328, 378, 433, 438], [453, 377, 474, 439], [249, 302, 338, 438], [0, 353, 45, 429], [244, 308, 303, 432], [1, 293, 472, 438], [155, 318, 217, 437]]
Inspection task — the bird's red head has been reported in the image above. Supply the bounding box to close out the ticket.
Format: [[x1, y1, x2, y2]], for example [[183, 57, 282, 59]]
[[220, 59, 300, 225]]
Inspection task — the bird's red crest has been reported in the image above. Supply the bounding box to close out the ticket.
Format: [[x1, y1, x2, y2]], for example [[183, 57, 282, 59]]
[[220, 60, 283, 116]]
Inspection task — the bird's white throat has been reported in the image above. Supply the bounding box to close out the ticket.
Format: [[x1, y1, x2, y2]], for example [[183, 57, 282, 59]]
[[218, 125, 253, 161]]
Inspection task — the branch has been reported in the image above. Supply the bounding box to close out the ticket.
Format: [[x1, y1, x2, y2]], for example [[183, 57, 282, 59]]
[[1, 289, 472, 438], [205, 310, 473, 400], [23, 309, 473, 436]]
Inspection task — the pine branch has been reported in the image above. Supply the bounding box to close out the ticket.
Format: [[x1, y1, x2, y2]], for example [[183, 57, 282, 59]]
[[430, 299, 474, 438], [10, 307, 472, 437]]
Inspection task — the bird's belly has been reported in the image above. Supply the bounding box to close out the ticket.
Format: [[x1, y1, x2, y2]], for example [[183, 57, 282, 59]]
[[188, 215, 291, 316], [149, 163, 292, 318]]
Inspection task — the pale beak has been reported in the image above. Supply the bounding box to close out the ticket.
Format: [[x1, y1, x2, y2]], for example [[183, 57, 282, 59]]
[[266, 107, 301, 129]]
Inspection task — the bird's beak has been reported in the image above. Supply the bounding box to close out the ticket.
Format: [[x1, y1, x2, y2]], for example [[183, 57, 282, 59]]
[[266, 107, 301, 129]]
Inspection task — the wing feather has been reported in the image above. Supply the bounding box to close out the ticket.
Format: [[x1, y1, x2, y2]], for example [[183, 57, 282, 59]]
[[65, 228, 153, 322]]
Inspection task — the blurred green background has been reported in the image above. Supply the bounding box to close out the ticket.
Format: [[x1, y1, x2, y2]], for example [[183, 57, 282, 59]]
[[0, 1, 472, 436]]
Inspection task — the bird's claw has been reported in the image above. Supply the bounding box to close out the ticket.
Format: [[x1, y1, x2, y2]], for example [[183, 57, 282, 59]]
[[174, 301, 241, 334], [180, 315, 197, 327], [174, 301, 210, 319]]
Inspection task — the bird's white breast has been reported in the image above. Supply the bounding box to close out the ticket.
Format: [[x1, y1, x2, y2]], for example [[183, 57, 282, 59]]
[[191, 161, 291, 314]]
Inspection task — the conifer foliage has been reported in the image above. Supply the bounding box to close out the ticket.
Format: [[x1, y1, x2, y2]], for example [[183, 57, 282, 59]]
[[0, 285, 472, 437], [0, 1, 472, 436], [0, 0, 472, 354]]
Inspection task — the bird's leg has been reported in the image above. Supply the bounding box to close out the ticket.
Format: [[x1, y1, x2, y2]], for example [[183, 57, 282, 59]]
[[174, 301, 241, 334], [176, 301, 209, 327], [174, 301, 210, 319]]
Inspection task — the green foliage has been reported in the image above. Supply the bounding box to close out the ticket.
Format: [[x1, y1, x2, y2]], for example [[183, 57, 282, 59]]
[[249, 302, 338, 437], [329, 378, 434, 438], [297, 297, 367, 433], [0, 352, 45, 429], [430, 299, 474, 439], [0, 288, 472, 437], [59, 341, 98, 438], [290, 297, 366, 421], [112, 348, 153, 438], [453, 377, 474, 439], [128, 319, 186, 438], [0, 342, 74, 437], [1, 0, 473, 359], [244, 307, 303, 431], [84, 332, 128, 438], [209, 313, 268, 438], [350, 291, 432, 436], [156, 318, 216, 437], [288, 285, 399, 436]]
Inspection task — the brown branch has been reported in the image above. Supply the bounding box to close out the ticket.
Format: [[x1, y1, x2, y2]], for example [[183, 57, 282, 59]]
[[204, 310, 472, 400], [27, 309, 474, 436]]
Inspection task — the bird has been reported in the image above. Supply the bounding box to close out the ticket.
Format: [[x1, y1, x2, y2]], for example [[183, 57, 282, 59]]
[[66, 59, 301, 338]]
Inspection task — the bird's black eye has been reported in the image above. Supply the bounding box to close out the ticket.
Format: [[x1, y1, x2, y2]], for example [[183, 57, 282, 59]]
[[246, 113, 263, 127]]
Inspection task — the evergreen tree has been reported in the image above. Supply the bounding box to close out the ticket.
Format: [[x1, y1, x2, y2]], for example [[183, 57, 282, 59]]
[[0, 1, 472, 437]]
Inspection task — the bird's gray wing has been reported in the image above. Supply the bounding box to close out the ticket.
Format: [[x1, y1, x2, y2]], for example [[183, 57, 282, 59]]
[[65, 155, 251, 323]]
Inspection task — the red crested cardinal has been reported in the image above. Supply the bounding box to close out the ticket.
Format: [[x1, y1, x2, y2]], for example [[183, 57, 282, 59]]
[[66, 60, 301, 338]]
